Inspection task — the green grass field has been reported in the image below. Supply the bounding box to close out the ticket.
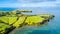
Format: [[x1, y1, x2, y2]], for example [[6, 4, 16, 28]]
[[13, 16, 26, 28], [0, 17, 18, 25], [0, 14, 54, 34], [0, 23, 11, 34], [25, 16, 45, 25]]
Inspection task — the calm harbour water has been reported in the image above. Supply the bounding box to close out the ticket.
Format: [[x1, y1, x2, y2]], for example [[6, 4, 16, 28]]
[[0, 7, 60, 34]]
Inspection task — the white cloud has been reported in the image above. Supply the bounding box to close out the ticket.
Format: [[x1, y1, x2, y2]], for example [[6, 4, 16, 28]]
[[17, 0, 56, 3], [0, 0, 60, 8]]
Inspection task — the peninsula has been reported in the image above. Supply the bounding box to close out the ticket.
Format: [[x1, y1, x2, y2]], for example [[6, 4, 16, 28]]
[[0, 10, 55, 34]]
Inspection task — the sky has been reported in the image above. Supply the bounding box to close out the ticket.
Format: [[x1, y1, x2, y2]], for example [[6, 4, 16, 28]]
[[0, 0, 60, 8]]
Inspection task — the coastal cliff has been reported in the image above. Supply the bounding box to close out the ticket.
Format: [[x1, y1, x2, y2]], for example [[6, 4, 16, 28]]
[[0, 10, 55, 34]]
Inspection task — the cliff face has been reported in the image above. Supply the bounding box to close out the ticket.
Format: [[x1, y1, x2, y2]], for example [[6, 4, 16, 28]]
[[0, 10, 55, 34]]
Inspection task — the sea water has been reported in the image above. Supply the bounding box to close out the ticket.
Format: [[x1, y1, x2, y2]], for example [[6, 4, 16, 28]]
[[0, 7, 60, 34]]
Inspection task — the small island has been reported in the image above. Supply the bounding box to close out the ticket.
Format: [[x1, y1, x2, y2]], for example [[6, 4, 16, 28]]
[[0, 10, 55, 34]]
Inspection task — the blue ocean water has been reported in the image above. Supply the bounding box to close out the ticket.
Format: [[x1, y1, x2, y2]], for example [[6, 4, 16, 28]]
[[0, 7, 60, 34], [0, 7, 17, 11]]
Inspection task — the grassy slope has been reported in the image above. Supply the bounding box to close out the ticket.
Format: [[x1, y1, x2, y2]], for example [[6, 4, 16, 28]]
[[0, 17, 18, 25], [13, 16, 26, 28], [9, 17, 17, 25], [0, 17, 8, 24], [25, 16, 45, 25], [0, 23, 11, 34]]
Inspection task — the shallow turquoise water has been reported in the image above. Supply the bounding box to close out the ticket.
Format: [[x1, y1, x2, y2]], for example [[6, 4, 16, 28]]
[[0, 7, 60, 34]]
